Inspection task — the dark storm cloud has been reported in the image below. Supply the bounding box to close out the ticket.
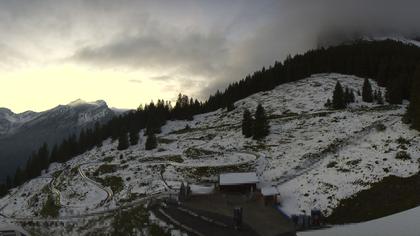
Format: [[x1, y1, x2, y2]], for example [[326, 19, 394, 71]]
[[71, 30, 229, 76], [199, 0, 420, 97], [1, 0, 420, 99]]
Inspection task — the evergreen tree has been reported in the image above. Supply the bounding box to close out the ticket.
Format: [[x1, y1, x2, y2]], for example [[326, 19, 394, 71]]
[[226, 102, 235, 112], [362, 78, 374, 103], [325, 99, 332, 108], [253, 104, 269, 140], [0, 184, 6, 197], [5, 176, 11, 190], [242, 109, 253, 138], [350, 89, 356, 103], [407, 66, 420, 130], [344, 87, 355, 105], [376, 90, 384, 105], [144, 117, 161, 136], [332, 81, 346, 109], [145, 133, 157, 150], [386, 77, 404, 104], [25, 155, 35, 179], [13, 167, 23, 187], [93, 122, 103, 147], [38, 143, 50, 174], [117, 132, 129, 150], [49, 145, 59, 163], [129, 129, 139, 145]]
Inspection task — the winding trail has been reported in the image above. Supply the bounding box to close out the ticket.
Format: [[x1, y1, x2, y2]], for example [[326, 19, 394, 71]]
[[49, 175, 62, 207], [1, 142, 259, 223], [77, 163, 113, 204]]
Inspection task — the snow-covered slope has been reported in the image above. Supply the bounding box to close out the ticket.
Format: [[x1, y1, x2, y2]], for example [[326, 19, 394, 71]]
[[299, 205, 420, 236], [1, 74, 419, 235]]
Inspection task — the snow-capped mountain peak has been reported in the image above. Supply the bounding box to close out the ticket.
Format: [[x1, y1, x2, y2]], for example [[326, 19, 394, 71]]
[[67, 99, 107, 107], [0, 99, 118, 182]]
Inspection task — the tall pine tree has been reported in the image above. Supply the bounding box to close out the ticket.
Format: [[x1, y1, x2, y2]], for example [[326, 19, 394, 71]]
[[344, 87, 355, 105], [38, 143, 50, 174], [386, 77, 404, 104], [13, 167, 23, 187], [362, 78, 373, 103], [145, 133, 157, 150], [129, 128, 139, 145], [49, 145, 59, 163], [253, 104, 269, 140], [0, 184, 7, 197], [242, 109, 253, 138], [117, 132, 129, 150], [332, 81, 346, 109], [407, 66, 420, 130], [5, 176, 11, 190]]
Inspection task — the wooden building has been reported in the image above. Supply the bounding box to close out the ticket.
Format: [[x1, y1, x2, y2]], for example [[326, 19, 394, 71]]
[[260, 186, 281, 205], [219, 172, 259, 192]]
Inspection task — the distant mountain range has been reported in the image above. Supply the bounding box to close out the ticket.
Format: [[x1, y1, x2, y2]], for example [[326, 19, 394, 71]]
[[0, 99, 117, 181]]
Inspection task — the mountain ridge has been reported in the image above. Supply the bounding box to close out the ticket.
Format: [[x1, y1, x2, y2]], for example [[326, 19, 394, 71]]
[[0, 99, 117, 182]]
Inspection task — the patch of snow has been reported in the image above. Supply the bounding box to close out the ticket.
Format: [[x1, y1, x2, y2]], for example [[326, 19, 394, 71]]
[[219, 172, 258, 186], [261, 186, 280, 196], [299, 206, 420, 236], [67, 99, 107, 107]]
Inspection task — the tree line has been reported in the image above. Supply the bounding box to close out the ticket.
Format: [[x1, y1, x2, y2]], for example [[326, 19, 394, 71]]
[[328, 78, 384, 109], [2, 39, 420, 196]]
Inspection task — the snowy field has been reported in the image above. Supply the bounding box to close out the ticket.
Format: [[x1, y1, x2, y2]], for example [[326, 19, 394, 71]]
[[299, 206, 420, 236], [0, 73, 419, 234]]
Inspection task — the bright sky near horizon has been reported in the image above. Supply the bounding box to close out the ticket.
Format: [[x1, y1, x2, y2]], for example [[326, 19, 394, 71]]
[[1, 64, 186, 112], [0, 0, 418, 113]]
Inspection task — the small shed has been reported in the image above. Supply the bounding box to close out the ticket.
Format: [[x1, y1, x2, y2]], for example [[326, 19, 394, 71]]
[[261, 186, 281, 205], [219, 172, 259, 192]]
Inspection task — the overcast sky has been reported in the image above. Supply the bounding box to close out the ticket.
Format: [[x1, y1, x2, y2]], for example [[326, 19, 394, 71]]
[[1, 0, 420, 112]]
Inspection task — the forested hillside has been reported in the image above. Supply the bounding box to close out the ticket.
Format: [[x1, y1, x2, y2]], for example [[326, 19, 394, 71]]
[[2, 39, 420, 196]]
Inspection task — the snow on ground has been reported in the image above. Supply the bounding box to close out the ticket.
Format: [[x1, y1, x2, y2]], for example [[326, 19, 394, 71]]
[[0, 177, 51, 218], [55, 166, 108, 212], [0, 73, 419, 234], [299, 205, 420, 236]]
